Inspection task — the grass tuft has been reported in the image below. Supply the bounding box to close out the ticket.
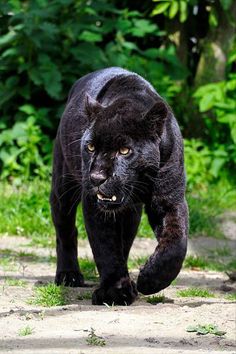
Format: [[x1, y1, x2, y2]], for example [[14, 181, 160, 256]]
[[146, 294, 165, 304], [29, 283, 67, 307], [4, 277, 27, 287], [225, 293, 236, 301], [184, 255, 236, 272], [176, 287, 215, 298], [18, 326, 34, 336]]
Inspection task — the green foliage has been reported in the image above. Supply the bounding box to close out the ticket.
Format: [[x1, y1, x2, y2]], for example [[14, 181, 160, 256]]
[[0, 0, 187, 181], [152, 0, 191, 22], [194, 72, 236, 171], [0, 114, 51, 181], [186, 324, 226, 336], [152, 0, 233, 27]]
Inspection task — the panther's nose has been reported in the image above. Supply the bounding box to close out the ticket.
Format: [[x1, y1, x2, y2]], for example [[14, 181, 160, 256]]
[[90, 171, 107, 186]]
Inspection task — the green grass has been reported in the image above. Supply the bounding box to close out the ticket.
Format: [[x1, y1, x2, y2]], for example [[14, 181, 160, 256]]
[[146, 294, 165, 304], [1, 179, 235, 247], [0, 180, 86, 247], [225, 293, 236, 301], [18, 326, 34, 336], [176, 287, 215, 298], [184, 255, 236, 272], [4, 277, 27, 287], [29, 283, 67, 307], [187, 179, 236, 238], [0, 248, 55, 263]]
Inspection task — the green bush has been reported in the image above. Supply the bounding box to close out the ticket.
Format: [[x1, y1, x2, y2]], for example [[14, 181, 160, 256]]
[[0, 0, 235, 190], [0, 111, 51, 181], [0, 0, 186, 181]]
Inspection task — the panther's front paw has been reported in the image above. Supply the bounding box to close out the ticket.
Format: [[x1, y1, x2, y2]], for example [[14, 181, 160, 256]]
[[55, 271, 84, 287], [92, 277, 138, 305]]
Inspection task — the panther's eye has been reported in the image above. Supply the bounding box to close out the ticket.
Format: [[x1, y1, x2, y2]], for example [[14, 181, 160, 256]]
[[87, 143, 95, 152], [119, 147, 130, 155]]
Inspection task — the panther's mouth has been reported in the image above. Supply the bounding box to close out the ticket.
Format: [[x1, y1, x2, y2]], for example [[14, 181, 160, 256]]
[[97, 193, 117, 202], [96, 191, 124, 207]]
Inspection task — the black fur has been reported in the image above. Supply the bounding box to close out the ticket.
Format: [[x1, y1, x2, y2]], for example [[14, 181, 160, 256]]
[[50, 67, 188, 305]]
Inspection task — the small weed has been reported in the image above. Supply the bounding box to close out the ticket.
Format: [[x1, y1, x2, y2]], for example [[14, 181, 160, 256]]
[[86, 328, 106, 346], [146, 294, 165, 304], [225, 293, 236, 301], [186, 324, 226, 336], [177, 287, 215, 298], [29, 283, 67, 307], [18, 326, 34, 336], [77, 291, 92, 300], [4, 277, 27, 287]]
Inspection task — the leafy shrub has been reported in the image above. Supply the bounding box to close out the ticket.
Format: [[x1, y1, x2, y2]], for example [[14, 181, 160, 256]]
[[194, 67, 236, 171], [184, 139, 229, 190], [0, 107, 51, 181], [0, 0, 185, 180]]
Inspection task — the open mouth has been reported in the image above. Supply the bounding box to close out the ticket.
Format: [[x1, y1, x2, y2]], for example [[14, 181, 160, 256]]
[[97, 193, 117, 202], [96, 192, 124, 206]]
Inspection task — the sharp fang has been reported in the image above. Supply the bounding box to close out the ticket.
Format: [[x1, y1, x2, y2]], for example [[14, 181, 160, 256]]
[[112, 195, 117, 201], [97, 193, 104, 201]]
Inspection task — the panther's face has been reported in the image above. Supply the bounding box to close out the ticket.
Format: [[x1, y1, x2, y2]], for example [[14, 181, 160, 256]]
[[81, 94, 168, 211]]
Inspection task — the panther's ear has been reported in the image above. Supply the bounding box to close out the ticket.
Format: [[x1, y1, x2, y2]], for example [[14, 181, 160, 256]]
[[143, 100, 168, 136], [85, 93, 104, 120]]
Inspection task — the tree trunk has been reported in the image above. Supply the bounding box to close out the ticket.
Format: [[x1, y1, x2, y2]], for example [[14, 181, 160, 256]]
[[195, 0, 236, 86]]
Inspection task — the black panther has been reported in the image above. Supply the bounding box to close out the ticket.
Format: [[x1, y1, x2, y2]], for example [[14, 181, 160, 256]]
[[50, 67, 188, 305]]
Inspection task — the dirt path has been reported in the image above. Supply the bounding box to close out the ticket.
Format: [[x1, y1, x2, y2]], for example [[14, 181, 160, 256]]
[[0, 235, 235, 353]]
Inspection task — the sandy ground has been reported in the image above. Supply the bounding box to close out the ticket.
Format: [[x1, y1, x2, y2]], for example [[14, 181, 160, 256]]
[[0, 231, 236, 353]]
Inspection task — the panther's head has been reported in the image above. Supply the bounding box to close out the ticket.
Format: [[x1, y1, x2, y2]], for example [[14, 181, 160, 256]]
[[81, 93, 168, 211]]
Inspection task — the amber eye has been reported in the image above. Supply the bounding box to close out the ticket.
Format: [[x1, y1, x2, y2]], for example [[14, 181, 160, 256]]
[[119, 147, 130, 155], [87, 143, 95, 152]]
